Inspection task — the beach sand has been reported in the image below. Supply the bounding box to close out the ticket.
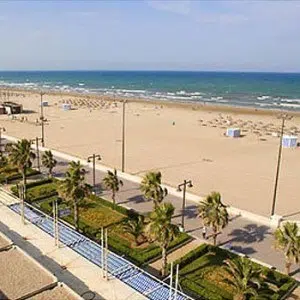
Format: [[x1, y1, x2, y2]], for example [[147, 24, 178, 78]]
[[1, 88, 300, 220]]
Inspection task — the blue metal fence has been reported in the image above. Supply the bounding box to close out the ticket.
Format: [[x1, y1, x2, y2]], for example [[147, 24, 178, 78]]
[[9, 203, 193, 300]]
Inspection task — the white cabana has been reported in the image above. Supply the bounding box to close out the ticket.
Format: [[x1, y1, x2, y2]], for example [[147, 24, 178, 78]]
[[282, 135, 297, 148], [226, 128, 240, 138], [61, 103, 71, 111]]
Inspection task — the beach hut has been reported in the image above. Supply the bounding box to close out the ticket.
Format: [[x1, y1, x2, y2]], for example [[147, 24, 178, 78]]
[[3, 102, 23, 114], [61, 103, 72, 111], [282, 135, 297, 148], [226, 128, 241, 138]]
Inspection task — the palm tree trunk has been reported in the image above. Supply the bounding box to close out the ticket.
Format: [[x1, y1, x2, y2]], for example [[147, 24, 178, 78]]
[[22, 168, 26, 201], [112, 190, 116, 208], [285, 260, 291, 275], [161, 246, 168, 277], [213, 227, 217, 246], [74, 201, 79, 231]]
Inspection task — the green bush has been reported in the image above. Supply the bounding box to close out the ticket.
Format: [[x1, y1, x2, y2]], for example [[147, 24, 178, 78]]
[[109, 231, 191, 266], [0, 168, 40, 184], [26, 178, 54, 189], [11, 178, 58, 203], [170, 243, 296, 300]]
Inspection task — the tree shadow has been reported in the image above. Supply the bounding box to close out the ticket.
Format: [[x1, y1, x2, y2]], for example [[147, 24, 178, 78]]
[[289, 267, 300, 277], [185, 226, 203, 234], [282, 210, 300, 218], [53, 171, 65, 179], [93, 183, 103, 195], [228, 224, 272, 244], [183, 205, 198, 219], [118, 194, 147, 205], [56, 161, 69, 167], [230, 245, 256, 255]]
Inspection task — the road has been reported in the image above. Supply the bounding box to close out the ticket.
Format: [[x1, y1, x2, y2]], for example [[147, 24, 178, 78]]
[[1, 137, 299, 277]]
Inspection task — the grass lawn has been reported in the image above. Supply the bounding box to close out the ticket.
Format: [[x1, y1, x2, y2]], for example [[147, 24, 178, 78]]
[[31, 183, 192, 266], [172, 244, 297, 300], [79, 197, 125, 228]]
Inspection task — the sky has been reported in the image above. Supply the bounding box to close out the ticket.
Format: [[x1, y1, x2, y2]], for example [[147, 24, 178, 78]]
[[0, 0, 300, 72]]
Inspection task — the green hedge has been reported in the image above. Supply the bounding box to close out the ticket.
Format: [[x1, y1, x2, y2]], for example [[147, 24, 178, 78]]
[[11, 178, 58, 203], [107, 231, 191, 266], [36, 193, 192, 266], [170, 244, 297, 300], [0, 168, 40, 184]]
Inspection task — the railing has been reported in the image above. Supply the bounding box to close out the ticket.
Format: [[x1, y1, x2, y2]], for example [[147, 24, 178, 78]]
[[2, 188, 194, 300]]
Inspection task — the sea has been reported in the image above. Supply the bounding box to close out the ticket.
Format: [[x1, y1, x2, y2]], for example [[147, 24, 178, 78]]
[[1, 70, 300, 111]]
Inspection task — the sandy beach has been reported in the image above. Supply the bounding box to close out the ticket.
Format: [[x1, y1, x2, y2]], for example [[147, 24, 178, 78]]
[[1, 88, 300, 220]]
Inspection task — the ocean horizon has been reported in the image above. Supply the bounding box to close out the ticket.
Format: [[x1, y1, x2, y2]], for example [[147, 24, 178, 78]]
[[1, 70, 300, 111]]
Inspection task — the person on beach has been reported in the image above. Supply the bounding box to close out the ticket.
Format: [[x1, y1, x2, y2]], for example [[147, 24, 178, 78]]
[[202, 226, 207, 239]]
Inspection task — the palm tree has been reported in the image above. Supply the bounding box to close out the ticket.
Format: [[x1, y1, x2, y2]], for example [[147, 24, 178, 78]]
[[198, 191, 229, 246], [42, 150, 57, 177], [224, 257, 261, 300], [58, 161, 91, 230], [274, 222, 300, 274], [7, 139, 36, 198], [145, 202, 179, 276], [122, 215, 145, 246], [140, 171, 168, 207], [102, 169, 123, 207], [0, 151, 7, 168]]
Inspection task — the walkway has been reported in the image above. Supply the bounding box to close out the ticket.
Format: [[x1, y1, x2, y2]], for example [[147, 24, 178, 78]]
[[0, 189, 191, 300], [2, 135, 300, 277]]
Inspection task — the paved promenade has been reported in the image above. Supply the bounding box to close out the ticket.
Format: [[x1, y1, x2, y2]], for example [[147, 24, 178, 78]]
[[2, 135, 300, 278], [0, 199, 147, 300]]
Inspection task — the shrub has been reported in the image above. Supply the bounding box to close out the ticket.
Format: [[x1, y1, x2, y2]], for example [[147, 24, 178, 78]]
[[11, 178, 58, 203], [0, 168, 40, 184], [170, 243, 296, 300]]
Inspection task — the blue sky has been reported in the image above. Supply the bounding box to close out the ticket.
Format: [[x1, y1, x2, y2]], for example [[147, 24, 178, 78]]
[[0, 0, 299, 72]]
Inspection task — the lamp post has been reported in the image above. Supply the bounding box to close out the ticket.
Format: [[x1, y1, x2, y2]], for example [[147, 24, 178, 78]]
[[0, 127, 6, 153], [87, 154, 101, 190], [40, 92, 45, 119], [270, 113, 292, 216], [31, 137, 43, 172], [121, 100, 127, 172], [40, 92, 46, 147], [177, 179, 193, 230]]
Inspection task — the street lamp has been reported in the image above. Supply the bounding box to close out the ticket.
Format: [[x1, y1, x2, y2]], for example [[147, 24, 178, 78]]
[[39, 92, 47, 147], [40, 92, 45, 119], [87, 154, 101, 190], [31, 137, 43, 172], [0, 127, 6, 153], [270, 113, 292, 216], [177, 179, 193, 230], [121, 100, 127, 172]]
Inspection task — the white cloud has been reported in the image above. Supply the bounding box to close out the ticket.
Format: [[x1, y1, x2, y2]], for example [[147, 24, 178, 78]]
[[146, 0, 191, 15]]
